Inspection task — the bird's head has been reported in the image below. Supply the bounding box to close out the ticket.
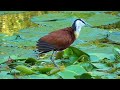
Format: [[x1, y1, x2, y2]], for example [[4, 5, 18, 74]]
[[72, 19, 92, 38]]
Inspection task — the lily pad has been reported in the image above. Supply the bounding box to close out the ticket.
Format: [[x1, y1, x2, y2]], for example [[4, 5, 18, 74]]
[[87, 13, 120, 26], [78, 27, 109, 42], [108, 31, 120, 44], [74, 73, 92, 79], [91, 63, 109, 69], [0, 71, 14, 79], [19, 74, 59, 79], [16, 65, 35, 75], [57, 65, 87, 79]]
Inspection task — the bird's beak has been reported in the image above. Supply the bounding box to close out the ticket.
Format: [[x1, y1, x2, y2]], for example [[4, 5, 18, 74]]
[[85, 23, 93, 28]]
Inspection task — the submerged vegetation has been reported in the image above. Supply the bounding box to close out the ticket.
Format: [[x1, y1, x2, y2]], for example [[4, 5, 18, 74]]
[[0, 11, 120, 79]]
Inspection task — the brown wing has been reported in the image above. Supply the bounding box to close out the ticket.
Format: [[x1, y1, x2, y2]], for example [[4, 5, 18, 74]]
[[36, 27, 75, 53]]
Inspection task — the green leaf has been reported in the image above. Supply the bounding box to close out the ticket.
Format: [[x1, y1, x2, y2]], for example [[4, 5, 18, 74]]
[[74, 73, 92, 79], [115, 63, 120, 69], [66, 65, 87, 75], [91, 71, 107, 77], [32, 66, 54, 74], [30, 13, 76, 28], [0, 71, 14, 79], [101, 74, 117, 79], [108, 32, 120, 44], [69, 56, 79, 65], [88, 52, 115, 61], [91, 63, 109, 69], [57, 65, 87, 79], [63, 48, 73, 59], [87, 13, 119, 26], [57, 70, 76, 79], [69, 46, 89, 57], [19, 74, 59, 79], [48, 68, 60, 75], [78, 28, 109, 42], [89, 55, 100, 62], [16, 65, 34, 75], [78, 62, 94, 71], [77, 55, 90, 62], [55, 51, 64, 59], [114, 47, 120, 56], [25, 58, 37, 65]]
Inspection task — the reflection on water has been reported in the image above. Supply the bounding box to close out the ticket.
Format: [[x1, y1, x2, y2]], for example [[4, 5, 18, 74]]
[[0, 11, 56, 36]]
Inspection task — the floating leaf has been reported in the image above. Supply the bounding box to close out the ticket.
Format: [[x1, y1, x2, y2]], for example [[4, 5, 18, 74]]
[[108, 32, 120, 44], [89, 55, 100, 62], [69, 46, 89, 57], [19, 74, 59, 79], [78, 62, 95, 71], [32, 66, 54, 74], [63, 47, 73, 59], [0, 71, 14, 79], [16, 65, 34, 75], [66, 65, 87, 74], [115, 63, 120, 69], [55, 51, 64, 59], [79, 28, 109, 42], [87, 13, 120, 26], [88, 52, 115, 61], [57, 70, 76, 79], [57, 65, 87, 79], [48, 68, 60, 75], [25, 58, 37, 65], [74, 73, 92, 79], [91, 63, 109, 69]]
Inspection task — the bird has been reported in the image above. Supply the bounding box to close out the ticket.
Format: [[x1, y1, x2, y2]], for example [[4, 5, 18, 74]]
[[36, 19, 91, 68]]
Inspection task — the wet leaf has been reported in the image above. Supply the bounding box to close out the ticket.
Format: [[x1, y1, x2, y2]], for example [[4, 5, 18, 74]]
[[78, 62, 95, 71], [88, 52, 115, 61], [87, 13, 120, 26], [32, 66, 54, 74], [63, 47, 73, 59], [89, 55, 100, 62], [48, 68, 60, 75], [91, 63, 109, 69], [25, 58, 37, 65], [115, 63, 120, 69], [0, 71, 14, 79], [108, 32, 120, 44], [57, 65, 87, 79], [57, 70, 76, 79], [69, 46, 89, 57], [19, 74, 58, 79], [74, 73, 92, 79], [16, 65, 34, 75], [55, 51, 64, 59]]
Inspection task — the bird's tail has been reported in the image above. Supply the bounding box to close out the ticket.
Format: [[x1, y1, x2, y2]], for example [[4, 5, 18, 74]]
[[36, 39, 55, 54]]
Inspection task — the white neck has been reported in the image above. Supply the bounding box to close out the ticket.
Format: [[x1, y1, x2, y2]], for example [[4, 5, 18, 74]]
[[74, 27, 82, 38], [73, 19, 85, 38]]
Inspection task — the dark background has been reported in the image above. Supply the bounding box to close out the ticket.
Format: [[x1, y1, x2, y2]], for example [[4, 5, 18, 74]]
[[0, 0, 119, 11]]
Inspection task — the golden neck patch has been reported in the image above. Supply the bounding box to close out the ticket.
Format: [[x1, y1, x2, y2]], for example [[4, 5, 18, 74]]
[[74, 31, 80, 39]]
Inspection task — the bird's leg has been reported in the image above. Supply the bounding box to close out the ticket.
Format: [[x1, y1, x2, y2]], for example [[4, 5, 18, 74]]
[[50, 51, 59, 69], [54, 51, 58, 57]]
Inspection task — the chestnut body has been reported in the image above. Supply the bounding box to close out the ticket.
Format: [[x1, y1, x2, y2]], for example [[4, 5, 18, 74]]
[[36, 27, 76, 53]]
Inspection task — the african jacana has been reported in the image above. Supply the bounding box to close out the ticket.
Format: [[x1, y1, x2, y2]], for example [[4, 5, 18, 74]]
[[36, 19, 91, 68]]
